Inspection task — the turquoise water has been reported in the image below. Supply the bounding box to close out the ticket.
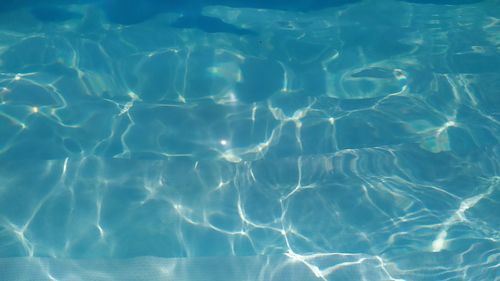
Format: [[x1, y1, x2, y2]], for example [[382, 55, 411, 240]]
[[0, 0, 499, 280]]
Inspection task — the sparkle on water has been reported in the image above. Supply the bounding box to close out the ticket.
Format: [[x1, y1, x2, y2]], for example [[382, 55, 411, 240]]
[[0, 0, 499, 280]]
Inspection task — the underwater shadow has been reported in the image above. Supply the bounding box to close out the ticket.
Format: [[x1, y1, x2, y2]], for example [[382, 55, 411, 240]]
[[101, 0, 361, 34], [1, 0, 361, 35]]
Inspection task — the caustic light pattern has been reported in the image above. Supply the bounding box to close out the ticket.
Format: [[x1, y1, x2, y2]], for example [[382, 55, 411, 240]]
[[0, 0, 499, 280]]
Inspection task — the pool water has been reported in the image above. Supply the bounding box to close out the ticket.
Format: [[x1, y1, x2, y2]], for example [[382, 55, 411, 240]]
[[0, 0, 499, 280]]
